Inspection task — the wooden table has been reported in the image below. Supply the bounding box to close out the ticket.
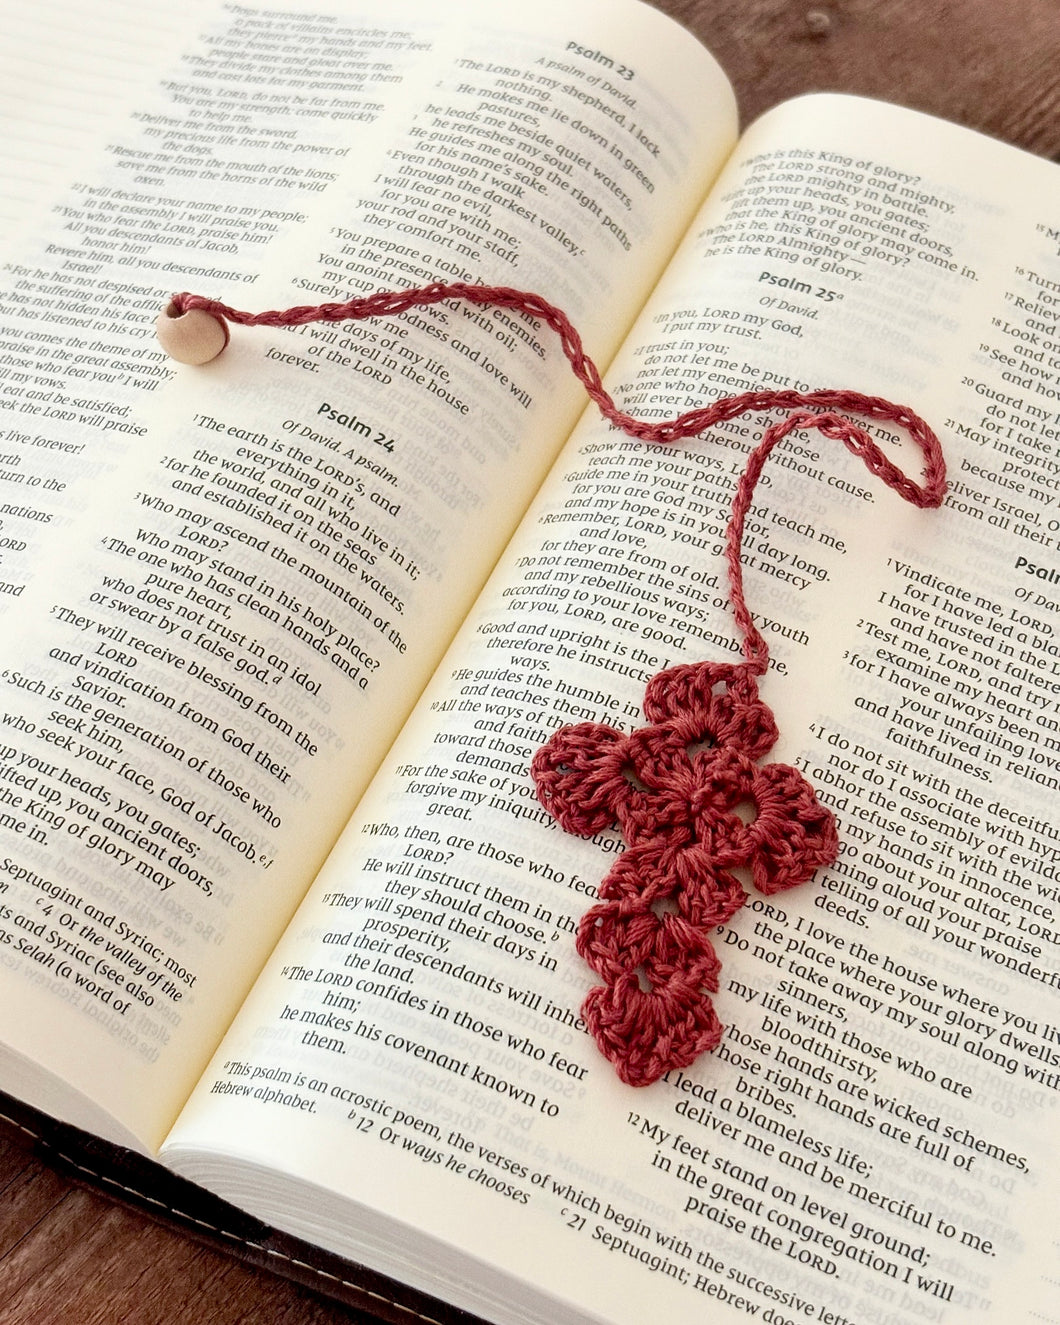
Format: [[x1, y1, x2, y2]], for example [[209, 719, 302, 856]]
[[2, 1, 1057, 1321]]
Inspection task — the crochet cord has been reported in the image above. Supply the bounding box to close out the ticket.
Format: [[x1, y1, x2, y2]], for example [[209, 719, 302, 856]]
[[166, 282, 948, 669], [723, 406, 943, 673]]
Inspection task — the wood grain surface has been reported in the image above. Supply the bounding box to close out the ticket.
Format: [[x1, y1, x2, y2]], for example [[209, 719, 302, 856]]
[[2, 2, 1057, 1322], [670, 0, 1060, 159]]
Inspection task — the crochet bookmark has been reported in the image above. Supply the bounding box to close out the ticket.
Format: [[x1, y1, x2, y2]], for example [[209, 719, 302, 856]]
[[157, 282, 947, 1086]]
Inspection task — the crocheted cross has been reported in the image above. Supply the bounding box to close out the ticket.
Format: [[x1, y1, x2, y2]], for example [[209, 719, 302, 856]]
[[531, 659, 837, 1087], [526, 402, 943, 1086]]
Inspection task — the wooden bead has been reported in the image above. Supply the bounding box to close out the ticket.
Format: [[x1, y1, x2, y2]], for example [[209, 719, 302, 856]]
[[155, 301, 230, 365]]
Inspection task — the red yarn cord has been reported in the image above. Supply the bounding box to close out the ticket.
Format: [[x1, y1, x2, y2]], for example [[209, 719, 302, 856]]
[[724, 407, 936, 672], [172, 281, 947, 670]]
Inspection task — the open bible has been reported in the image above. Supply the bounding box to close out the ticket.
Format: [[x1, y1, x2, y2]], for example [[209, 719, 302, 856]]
[[1, 0, 1058, 1322]]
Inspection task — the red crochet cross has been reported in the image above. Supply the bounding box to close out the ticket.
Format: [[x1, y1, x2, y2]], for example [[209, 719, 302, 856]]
[[531, 405, 944, 1086], [532, 660, 837, 1086]]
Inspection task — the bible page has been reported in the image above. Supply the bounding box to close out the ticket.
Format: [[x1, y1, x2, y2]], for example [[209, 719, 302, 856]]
[[0, 0, 735, 1149]]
